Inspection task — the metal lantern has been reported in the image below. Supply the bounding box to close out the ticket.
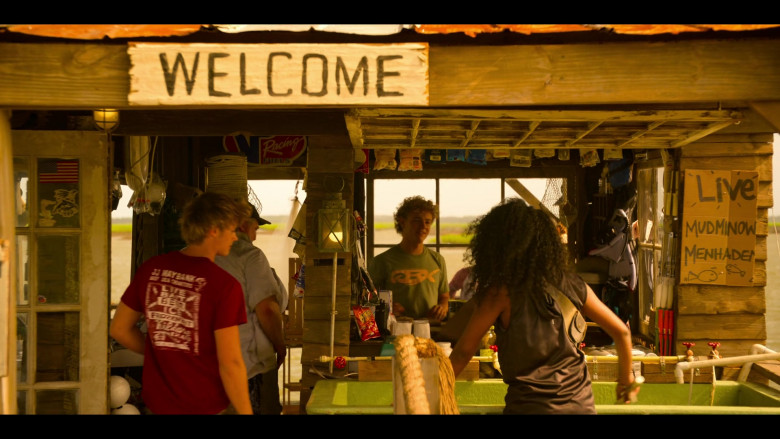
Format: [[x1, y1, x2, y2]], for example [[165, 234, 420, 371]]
[[317, 193, 351, 252]]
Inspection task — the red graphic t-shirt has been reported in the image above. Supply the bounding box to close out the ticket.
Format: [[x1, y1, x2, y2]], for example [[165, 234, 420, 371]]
[[121, 251, 247, 414]]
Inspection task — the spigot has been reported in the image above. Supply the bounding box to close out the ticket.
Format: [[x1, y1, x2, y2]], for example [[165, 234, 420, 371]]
[[708, 342, 721, 359], [682, 342, 695, 362]]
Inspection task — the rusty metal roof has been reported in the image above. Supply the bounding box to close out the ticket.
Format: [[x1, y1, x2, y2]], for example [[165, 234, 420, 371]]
[[2, 24, 779, 40]]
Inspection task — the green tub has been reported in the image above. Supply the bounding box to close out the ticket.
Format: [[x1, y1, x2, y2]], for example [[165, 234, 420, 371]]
[[306, 379, 780, 414]]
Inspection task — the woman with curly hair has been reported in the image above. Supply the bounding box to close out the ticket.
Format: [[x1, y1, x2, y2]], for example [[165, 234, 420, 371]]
[[448, 198, 637, 414]]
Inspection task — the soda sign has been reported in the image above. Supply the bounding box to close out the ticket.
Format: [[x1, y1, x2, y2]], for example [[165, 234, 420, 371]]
[[223, 134, 307, 166]]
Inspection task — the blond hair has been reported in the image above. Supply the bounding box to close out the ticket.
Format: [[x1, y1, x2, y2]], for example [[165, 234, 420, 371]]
[[178, 192, 250, 244]]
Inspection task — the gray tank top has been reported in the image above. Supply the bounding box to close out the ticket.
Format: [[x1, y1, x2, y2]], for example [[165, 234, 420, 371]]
[[494, 272, 596, 414]]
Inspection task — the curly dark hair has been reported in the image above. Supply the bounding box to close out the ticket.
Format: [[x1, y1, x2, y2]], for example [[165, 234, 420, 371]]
[[465, 198, 567, 319], [393, 196, 438, 233]]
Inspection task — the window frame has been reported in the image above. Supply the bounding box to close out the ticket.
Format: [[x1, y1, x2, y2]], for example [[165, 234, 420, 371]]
[[635, 158, 667, 343], [364, 166, 577, 265]]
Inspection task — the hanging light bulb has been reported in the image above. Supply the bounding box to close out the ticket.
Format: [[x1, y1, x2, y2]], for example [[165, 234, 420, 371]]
[[93, 109, 119, 132]]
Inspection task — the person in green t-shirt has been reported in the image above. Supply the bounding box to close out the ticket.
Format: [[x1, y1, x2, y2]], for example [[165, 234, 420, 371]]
[[368, 196, 449, 321]]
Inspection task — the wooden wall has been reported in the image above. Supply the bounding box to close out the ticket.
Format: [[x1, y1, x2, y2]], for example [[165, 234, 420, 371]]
[[298, 136, 355, 412], [677, 133, 774, 358]]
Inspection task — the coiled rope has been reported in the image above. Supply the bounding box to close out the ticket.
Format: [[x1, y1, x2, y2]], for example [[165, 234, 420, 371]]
[[205, 154, 247, 200], [393, 334, 459, 414]]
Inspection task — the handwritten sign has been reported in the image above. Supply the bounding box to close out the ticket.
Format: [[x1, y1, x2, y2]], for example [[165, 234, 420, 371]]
[[128, 43, 429, 106], [681, 169, 758, 286]]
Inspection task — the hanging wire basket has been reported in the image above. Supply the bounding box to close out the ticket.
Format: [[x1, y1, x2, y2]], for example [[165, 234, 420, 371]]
[[247, 183, 263, 216]]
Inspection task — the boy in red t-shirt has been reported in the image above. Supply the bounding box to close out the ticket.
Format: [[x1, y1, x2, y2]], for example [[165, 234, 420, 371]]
[[110, 192, 253, 414]]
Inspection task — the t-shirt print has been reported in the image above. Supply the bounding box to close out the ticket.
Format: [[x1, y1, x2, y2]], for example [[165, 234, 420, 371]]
[[390, 268, 441, 285], [144, 268, 206, 354]]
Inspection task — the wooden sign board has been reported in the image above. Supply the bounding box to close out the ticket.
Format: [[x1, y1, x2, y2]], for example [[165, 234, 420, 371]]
[[128, 43, 429, 106], [681, 169, 758, 286]]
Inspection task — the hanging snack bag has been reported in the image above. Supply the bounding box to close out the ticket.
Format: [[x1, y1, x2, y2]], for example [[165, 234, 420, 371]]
[[466, 149, 487, 165], [293, 264, 305, 298], [373, 149, 398, 171], [427, 149, 444, 162], [355, 149, 370, 174], [558, 149, 571, 161], [603, 148, 624, 161], [489, 149, 510, 159], [352, 305, 381, 341], [447, 149, 466, 162], [534, 148, 556, 158], [579, 148, 601, 167], [398, 148, 423, 171], [510, 149, 533, 167]]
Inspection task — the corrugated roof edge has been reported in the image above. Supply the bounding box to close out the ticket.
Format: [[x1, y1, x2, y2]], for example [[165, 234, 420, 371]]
[[2, 24, 779, 40]]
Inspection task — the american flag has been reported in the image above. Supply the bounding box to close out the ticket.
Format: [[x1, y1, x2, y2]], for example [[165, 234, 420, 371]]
[[39, 160, 79, 183]]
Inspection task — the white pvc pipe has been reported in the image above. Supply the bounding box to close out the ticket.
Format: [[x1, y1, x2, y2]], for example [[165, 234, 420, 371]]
[[329, 253, 338, 373], [674, 349, 780, 384], [737, 344, 776, 382]]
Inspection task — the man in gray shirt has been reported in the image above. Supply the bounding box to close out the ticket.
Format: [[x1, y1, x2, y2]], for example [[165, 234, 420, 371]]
[[216, 205, 288, 415]]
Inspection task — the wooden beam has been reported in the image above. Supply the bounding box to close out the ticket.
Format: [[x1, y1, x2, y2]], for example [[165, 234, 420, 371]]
[[0, 43, 129, 108], [512, 121, 540, 147], [351, 108, 741, 123], [749, 101, 780, 132], [116, 110, 348, 137], [616, 121, 665, 148], [0, 110, 15, 412], [429, 40, 780, 106], [505, 178, 558, 220], [566, 121, 603, 148], [4, 40, 780, 109], [670, 121, 740, 148]]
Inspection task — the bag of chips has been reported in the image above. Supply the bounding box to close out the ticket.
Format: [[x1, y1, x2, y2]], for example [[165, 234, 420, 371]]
[[352, 305, 381, 341], [373, 149, 398, 171], [447, 149, 466, 162], [398, 148, 423, 171], [293, 264, 305, 298], [466, 149, 487, 165], [510, 149, 532, 167]]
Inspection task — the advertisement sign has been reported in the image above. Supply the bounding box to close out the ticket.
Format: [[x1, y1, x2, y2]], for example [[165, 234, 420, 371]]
[[680, 169, 758, 286], [223, 134, 306, 166]]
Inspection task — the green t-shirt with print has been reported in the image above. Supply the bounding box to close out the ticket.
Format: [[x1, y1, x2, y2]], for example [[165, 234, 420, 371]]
[[368, 246, 448, 320]]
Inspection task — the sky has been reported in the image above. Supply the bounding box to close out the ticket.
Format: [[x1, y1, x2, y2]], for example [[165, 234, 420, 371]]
[[112, 174, 547, 220], [112, 134, 780, 220]]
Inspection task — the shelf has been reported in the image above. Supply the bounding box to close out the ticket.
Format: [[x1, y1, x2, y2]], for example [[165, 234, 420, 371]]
[[283, 381, 302, 392]]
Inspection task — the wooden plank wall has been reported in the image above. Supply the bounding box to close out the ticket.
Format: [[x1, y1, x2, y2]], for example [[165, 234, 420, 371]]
[[298, 136, 355, 412], [677, 133, 773, 358]]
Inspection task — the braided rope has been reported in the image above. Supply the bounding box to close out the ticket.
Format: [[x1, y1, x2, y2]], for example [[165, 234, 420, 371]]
[[394, 334, 459, 415]]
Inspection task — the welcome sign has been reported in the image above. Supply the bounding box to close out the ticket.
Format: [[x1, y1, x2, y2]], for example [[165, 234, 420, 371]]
[[128, 43, 429, 106], [681, 169, 758, 286]]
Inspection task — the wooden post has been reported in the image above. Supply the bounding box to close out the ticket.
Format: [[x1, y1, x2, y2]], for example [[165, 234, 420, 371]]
[[0, 109, 16, 414]]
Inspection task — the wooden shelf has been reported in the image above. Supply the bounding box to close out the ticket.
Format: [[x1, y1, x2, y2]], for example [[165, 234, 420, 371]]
[[284, 381, 302, 392]]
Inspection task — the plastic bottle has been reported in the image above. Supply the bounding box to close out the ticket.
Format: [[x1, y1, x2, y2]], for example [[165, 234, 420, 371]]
[[479, 326, 497, 359], [481, 325, 496, 349]]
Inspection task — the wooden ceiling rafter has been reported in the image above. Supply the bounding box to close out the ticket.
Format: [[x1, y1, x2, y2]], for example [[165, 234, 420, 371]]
[[565, 121, 603, 148], [345, 108, 743, 151], [512, 121, 541, 147], [616, 121, 667, 148]]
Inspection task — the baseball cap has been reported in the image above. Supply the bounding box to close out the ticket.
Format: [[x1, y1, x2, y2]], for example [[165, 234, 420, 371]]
[[250, 205, 271, 226]]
